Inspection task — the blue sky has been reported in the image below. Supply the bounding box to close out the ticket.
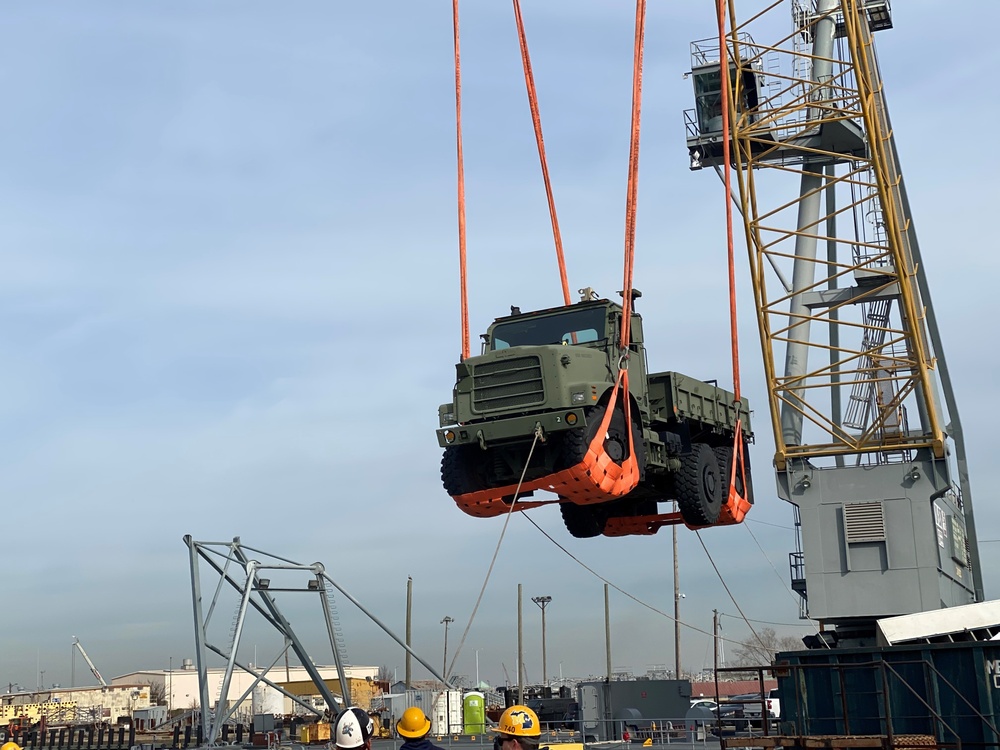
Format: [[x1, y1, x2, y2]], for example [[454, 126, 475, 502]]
[[2, 1, 999, 692]]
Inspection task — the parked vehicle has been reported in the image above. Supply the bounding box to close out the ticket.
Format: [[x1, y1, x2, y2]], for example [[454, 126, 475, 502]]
[[765, 688, 780, 719]]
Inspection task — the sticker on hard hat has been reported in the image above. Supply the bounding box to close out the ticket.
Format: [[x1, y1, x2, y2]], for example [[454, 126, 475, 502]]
[[506, 711, 534, 731]]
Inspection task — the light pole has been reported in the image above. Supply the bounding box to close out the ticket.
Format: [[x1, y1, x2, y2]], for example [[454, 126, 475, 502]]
[[531, 596, 552, 686], [673, 501, 681, 680], [440, 616, 454, 681], [475, 649, 480, 688]]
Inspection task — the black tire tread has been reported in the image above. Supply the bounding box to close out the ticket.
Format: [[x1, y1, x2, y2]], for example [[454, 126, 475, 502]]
[[441, 446, 482, 496], [677, 443, 722, 526], [559, 502, 607, 538]]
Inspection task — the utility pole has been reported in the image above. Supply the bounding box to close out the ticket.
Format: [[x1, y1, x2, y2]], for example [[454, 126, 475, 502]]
[[531, 596, 552, 686], [604, 584, 612, 680], [440, 616, 454, 683], [713, 609, 720, 678], [517, 584, 524, 703], [405, 577, 413, 688]]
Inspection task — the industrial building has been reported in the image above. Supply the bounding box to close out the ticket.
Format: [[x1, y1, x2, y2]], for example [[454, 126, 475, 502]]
[[0, 683, 151, 727], [112, 659, 378, 719]]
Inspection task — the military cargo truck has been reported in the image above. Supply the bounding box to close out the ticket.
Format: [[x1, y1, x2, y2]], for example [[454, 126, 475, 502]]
[[436, 291, 752, 537]]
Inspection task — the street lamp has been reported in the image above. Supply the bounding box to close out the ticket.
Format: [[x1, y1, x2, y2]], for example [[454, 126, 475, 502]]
[[440, 616, 454, 680], [531, 596, 552, 686]]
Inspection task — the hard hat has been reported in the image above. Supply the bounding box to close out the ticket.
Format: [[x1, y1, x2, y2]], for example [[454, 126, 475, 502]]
[[496, 705, 541, 737], [335, 706, 373, 749], [2, 742, 22, 750], [396, 706, 432, 739]]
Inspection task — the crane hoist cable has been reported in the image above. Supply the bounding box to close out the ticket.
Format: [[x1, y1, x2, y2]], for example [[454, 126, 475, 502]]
[[512, 0, 571, 307], [451, 0, 470, 361]]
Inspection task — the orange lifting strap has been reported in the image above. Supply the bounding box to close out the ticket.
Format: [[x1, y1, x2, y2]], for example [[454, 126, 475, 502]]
[[451, 370, 640, 518], [714, 0, 751, 525], [448, 0, 748, 528], [447, 1, 645, 517], [452, 0, 470, 361]]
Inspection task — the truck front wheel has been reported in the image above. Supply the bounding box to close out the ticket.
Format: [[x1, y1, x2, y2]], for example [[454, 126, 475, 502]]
[[559, 402, 644, 472], [441, 445, 485, 496], [677, 443, 723, 525]]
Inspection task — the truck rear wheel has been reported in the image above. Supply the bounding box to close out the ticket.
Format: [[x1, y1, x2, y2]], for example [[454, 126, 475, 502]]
[[559, 502, 608, 538], [713, 444, 753, 505], [677, 443, 722, 525]]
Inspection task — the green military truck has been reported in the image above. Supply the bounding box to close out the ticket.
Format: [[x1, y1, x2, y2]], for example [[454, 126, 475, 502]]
[[436, 290, 752, 537]]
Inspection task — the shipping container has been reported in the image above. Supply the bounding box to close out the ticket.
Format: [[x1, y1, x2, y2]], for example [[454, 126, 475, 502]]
[[775, 640, 1000, 744]]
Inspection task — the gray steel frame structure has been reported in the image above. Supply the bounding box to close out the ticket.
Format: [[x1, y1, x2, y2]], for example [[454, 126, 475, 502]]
[[184, 536, 451, 745]]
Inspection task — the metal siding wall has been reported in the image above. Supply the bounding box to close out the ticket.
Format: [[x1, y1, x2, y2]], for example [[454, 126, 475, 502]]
[[777, 642, 1000, 742]]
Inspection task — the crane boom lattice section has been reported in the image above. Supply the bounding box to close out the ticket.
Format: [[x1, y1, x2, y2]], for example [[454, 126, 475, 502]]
[[687, 0, 943, 469]]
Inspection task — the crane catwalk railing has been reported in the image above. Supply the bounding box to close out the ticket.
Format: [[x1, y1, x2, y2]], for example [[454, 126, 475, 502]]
[[717, 0, 945, 468]]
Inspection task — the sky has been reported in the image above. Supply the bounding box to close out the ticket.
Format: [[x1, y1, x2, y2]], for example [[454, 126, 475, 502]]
[[2, 1, 999, 693]]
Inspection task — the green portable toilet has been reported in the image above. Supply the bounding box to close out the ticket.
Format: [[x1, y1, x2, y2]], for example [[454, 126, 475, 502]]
[[463, 692, 485, 735]]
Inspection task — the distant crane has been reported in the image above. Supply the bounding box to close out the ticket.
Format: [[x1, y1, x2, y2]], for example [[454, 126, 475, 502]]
[[72, 636, 107, 687]]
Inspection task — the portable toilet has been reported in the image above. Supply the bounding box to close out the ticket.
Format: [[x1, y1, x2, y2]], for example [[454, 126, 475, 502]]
[[463, 692, 485, 735]]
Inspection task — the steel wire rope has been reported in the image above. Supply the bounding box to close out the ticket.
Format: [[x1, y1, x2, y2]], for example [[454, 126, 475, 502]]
[[520, 512, 750, 651], [444, 427, 544, 681], [741, 518, 801, 608], [512, 0, 571, 306], [695, 530, 772, 657], [745, 517, 795, 531], [721, 612, 818, 629]]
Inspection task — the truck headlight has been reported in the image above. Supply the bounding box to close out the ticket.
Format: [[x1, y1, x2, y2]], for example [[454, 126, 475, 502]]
[[571, 392, 585, 404], [440, 411, 456, 427], [443, 430, 457, 444]]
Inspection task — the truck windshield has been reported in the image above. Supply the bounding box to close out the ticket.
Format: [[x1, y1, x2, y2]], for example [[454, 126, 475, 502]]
[[491, 307, 610, 350]]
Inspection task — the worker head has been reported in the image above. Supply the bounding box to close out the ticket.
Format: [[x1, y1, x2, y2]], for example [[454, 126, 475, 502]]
[[396, 706, 432, 740], [493, 705, 541, 750], [2, 742, 22, 750], [335, 706, 374, 750]]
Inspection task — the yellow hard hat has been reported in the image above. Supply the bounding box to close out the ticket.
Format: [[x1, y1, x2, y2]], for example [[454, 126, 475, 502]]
[[396, 707, 431, 739], [3, 742, 22, 750], [496, 705, 541, 737]]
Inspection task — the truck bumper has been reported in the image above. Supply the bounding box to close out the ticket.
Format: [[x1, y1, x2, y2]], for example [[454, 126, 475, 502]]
[[436, 408, 587, 449]]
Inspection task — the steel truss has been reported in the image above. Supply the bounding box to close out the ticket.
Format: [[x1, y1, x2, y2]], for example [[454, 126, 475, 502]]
[[185, 536, 449, 746]]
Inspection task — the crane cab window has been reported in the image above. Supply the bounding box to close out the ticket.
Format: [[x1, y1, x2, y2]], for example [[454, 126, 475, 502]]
[[491, 307, 608, 350]]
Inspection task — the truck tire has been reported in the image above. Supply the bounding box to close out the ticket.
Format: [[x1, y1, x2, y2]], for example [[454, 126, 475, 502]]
[[677, 443, 722, 525], [441, 446, 484, 496], [713, 444, 753, 505], [559, 502, 608, 538], [559, 402, 644, 471]]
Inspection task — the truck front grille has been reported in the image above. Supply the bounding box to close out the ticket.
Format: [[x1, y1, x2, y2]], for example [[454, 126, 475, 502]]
[[472, 356, 544, 412]]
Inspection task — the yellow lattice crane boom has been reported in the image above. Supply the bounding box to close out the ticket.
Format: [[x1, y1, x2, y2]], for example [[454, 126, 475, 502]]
[[685, 0, 982, 641]]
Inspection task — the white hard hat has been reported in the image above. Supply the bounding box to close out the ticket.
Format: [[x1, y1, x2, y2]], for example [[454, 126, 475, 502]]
[[335, 707, 373, 749]]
